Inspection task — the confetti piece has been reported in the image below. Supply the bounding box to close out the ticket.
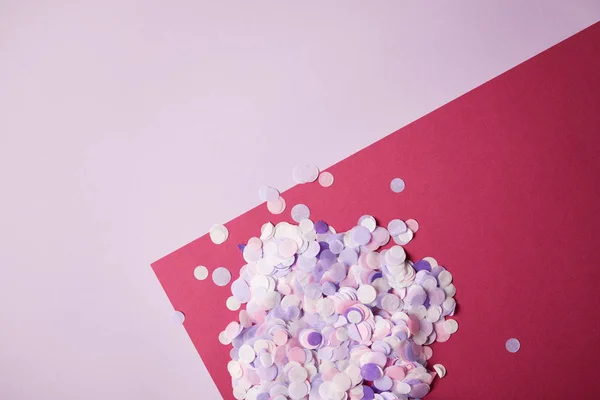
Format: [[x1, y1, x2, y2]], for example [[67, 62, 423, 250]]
[[290, 204, 310, 223], [212, 267, 231, 287], [193, 265, 209, 280], [390, 177, 406, 193], [226, 296, 241, 311], [258, 185, 280, 202], [209, 224, 229, 244], [406, 218, 420, 232], [293, 164, 319, 184], [171, 311, 185, 325], [267, 197, 286, 215], [506, 338, 521, 353], [318, 171, 334, 187]]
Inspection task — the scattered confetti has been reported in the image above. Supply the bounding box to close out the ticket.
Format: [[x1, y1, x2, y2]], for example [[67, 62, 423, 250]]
[[193, 265, 209, 281], [433, 364, 447, 378], [318, 171, 334, 187], [291, 204, 311, 223], [293, 164, 320, 184], [212, 267, 232, 287], [218, 216, 458, 400], [226, 296, 241, 311], [209, 224, 229, 244], [267, 197, 286, 215], [258, 186, 280, 202], [443, 319, 459, 334], [406, 218, 419, 233], [394, 228, 414, 246], [171, 310, 185, 325], [358, 215, 377, 232], [387, 219, 408, 236], [506, 338, 521, 353], [390, 177, 406, 193]]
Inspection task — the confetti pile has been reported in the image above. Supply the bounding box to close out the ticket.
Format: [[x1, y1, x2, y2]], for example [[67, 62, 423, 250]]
[[218, 215, 458, 400]]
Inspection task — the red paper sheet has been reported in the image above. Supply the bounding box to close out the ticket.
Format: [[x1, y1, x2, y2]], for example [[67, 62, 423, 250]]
[[153, 23, 600, 399]]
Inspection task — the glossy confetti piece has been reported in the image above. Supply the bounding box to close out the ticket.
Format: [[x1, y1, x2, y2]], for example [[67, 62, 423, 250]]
[[506, 338, 521, 353], [212, 267, 232, 287], [209, 224, 229, 244], [193, 265, 209, 280], [318, 171, 334, 187], [390, 177, 405, 193]]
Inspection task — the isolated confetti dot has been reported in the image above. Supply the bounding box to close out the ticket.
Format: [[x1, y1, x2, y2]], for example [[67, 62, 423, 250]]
[[506, 338, 521, 353], [171, 311, 185, 325], [193, 265, 209, 280], [390, 177, 406, 193]]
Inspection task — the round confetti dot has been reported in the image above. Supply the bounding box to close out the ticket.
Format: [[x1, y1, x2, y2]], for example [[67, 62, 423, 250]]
[[352, 226, 372, 246], [258, 185, 280, 202], [212, 267, 232, 287], [171, 310, 185, 325], [506, 338, 521, 353], [260, 222, 275, 240], [381, 293, 400, 312], [218, 331, 232, 345], [288, 381, 309, 399], [238, 344, 256, 363], [360, 363, 382, 381], [318, 171, 334, 187], [438, 270, 453, 287], [390, 177, 405, 193], [357, 285, 377, 304], [227, 360, 243, 379], [443, 319, 459, 334], [358, 215, 377, 232], [288, 365, 308, 382], [333, 373, 352, 392], [373, 375, 393, 391], [293, 164, 319, 184], [394, 228, 414, 245], [193, 265, 209, 280], [299, 219, 314, 234], [226, 296, 241, 311], [406, 218, 420, 232], [291, 204, 310, 222], [387, 219, 407, 236], [209, 224, 229, 244], [233, 388, 246, 400], [395, 382, 411, 395], [267, 197, 286, 215]]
